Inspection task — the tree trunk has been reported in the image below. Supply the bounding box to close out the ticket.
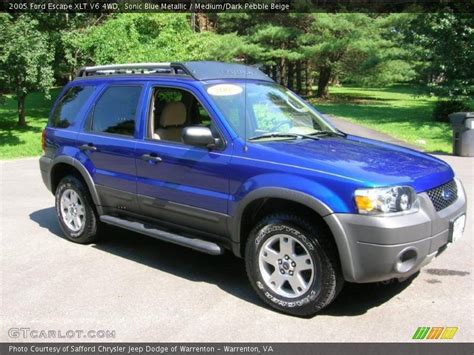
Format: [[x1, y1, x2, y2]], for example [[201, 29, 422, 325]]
[[316, 66, 331, 98], [272, 65, 277, 82], [287, 62, 294, 90], [17, 94, 26, 127], [190, 13, 196, 32], [296, 61, 302, 95], [305, 61, 313, 97], [279, 58, 286, 86]]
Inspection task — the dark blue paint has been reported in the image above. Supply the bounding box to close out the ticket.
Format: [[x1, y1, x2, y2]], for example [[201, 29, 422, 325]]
[[135, 139, 232, 213], [44, 75, 454, 217]]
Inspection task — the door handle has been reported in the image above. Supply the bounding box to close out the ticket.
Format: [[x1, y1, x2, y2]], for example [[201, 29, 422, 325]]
[[141, 153, 162, 163], [79, 143, 97, 152]]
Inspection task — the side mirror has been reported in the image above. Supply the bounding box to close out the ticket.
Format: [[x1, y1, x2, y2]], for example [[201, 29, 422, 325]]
[[182, 126, 218, 149]]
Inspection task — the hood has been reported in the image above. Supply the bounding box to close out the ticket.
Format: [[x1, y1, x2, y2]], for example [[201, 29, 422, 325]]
[[252, 135, 453, 192]]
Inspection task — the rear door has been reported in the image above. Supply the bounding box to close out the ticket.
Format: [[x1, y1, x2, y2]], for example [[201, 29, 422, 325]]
[[76, 84, 145, 214], [134, 82, 232, 237]]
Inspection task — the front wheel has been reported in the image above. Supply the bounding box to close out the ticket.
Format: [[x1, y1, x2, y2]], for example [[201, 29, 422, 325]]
[[55, 176, 100, 244], [245, 214, 343, 317]]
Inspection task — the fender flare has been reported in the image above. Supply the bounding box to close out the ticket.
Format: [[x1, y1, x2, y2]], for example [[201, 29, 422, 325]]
[[48, 156, 103, 215], [229, 187, 334, 256]]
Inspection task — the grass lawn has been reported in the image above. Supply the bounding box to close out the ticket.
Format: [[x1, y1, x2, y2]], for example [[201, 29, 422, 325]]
[[313, 85, 473, 153], [0, 89, 60, 159], [1, 85, 472, 159]]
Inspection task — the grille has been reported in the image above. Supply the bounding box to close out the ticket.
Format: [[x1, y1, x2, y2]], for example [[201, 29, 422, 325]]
[[426, 180, 458, 212]]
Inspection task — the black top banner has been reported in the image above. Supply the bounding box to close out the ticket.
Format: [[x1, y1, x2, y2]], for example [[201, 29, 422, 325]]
[[1, 0, 473, 13]]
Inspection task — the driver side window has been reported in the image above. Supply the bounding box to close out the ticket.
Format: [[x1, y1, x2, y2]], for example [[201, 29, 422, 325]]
[[147, 87, 216, 144]]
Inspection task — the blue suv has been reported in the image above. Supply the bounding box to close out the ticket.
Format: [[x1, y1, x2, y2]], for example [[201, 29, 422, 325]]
[[40, 62, 467, 316]]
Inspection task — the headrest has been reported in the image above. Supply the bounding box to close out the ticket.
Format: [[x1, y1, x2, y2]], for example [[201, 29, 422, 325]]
[[160, 101, 186, 127]]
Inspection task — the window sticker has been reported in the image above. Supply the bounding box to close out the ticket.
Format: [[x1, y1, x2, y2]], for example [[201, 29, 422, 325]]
[[207, 84, 243, 96]]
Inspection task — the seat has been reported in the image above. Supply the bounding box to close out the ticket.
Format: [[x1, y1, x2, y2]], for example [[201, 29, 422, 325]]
[[155, 101, 187, 142]]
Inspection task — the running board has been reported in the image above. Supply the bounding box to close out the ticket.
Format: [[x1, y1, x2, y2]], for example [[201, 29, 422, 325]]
[[100, 215, 224, 255]]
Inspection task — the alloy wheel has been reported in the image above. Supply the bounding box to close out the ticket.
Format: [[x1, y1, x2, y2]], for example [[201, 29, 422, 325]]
[[59, 189, 85, 233], [258, 234, 315, 298]]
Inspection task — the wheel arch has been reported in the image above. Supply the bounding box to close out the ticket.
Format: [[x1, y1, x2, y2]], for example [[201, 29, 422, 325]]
[[230, 188, 336, 257], [49, 156, 103, 215]]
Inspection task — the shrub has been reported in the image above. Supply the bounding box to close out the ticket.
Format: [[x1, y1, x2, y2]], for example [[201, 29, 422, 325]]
[[432, 100, 471, 122]]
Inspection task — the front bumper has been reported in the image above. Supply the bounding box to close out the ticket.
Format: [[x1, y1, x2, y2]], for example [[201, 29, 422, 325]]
[[324, 178, 467, 283]]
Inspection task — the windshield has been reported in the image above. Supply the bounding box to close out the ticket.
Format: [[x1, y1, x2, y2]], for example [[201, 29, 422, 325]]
[[205, 82, 337, 141]]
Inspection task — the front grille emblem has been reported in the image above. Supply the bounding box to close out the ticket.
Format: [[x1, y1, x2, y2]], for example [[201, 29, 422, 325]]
[[426, 180, 458, 212], [441, 189, 453, 201]]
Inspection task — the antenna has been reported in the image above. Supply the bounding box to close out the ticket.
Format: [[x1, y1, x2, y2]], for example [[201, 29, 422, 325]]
[[243, 64, 248, 152]]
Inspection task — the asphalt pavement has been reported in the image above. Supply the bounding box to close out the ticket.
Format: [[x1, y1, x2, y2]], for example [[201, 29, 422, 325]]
[[1, 120, 473, 342]]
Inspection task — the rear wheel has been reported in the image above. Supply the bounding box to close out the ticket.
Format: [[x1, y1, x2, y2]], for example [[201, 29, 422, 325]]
[[245, 214, 343, 317], [55, 176, 100, 244]]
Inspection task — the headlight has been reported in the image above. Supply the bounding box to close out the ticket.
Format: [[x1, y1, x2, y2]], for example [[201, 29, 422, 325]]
[[354, 186, 419, 215]]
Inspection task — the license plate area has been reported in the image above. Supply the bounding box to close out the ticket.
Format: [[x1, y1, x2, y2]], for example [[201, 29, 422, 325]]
[[449, 214, 466, 243]]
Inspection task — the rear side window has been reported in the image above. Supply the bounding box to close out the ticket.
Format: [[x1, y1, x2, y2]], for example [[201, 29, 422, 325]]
[[50, 86, 95, 128], [88, 86, 142, 136]]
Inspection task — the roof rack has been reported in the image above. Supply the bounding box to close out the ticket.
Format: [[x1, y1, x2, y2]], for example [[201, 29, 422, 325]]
[[76, 63, 193, 78], [75, 61, 274, 82]]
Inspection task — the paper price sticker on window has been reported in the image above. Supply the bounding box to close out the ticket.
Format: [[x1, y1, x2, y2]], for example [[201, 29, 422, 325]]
[[207, 84, 243, 96]]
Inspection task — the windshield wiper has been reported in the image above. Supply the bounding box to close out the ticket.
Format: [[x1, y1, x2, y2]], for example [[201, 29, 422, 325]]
[[309, 130, 346, 137], [249, 133, 321, 141]]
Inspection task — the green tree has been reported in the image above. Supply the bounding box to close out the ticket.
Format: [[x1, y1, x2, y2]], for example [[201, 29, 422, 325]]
[[404, 12, 474, 98], [65, 14, 238, 68], [216, 13, 313, 93], [342, 14, 417, 87], [215, 13, 415, 97], [32, 13, 104, 82], [300, 14, 385, 97], [0, 14, 54, 126]]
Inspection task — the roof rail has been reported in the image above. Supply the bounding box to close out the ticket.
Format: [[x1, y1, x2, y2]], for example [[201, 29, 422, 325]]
[[75, 61, 274, 82], [76, 63, 193, 78]]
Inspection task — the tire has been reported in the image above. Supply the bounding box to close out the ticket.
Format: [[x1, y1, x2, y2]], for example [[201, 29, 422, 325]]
[[245, 213, 343, 317], [55, 175, 100, 244]]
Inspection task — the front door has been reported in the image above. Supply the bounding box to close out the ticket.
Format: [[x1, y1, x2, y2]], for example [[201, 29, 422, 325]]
[[135, 84, 232, 237]]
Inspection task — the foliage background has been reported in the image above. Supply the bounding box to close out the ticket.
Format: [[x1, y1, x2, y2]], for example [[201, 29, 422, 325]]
[[0, 12, 473, 157]]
